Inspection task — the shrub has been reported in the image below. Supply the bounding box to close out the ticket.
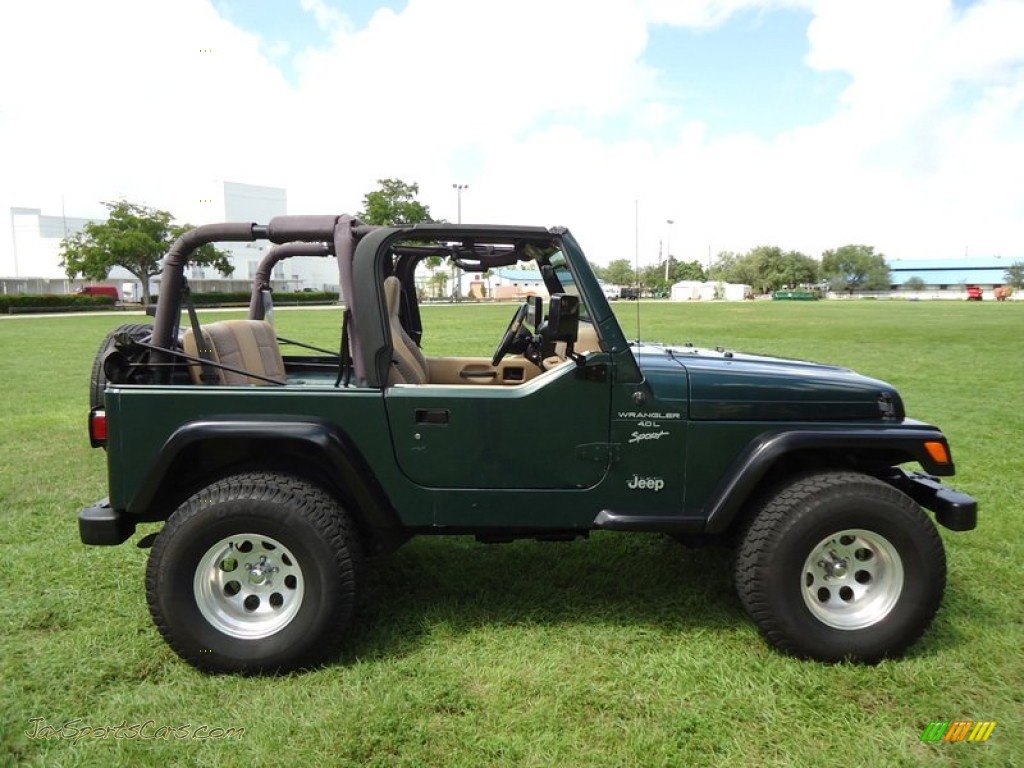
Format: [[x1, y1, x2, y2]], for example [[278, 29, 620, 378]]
[[182, 291, 338, 306], [0, 294, 116, 313]]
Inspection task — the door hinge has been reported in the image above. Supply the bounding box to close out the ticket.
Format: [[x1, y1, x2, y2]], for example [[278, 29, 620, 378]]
[[575, 442, 620, 464]]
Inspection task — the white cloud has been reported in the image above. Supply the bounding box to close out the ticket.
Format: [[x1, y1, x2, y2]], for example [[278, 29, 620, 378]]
[[1, 0, 1021, 278], [0, 0, 300, 249], [299, 0, 349, 33], [641, 0, 814, 28]]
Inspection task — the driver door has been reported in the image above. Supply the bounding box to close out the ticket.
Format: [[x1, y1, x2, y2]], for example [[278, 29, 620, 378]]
[[383, 359, 612, 491]]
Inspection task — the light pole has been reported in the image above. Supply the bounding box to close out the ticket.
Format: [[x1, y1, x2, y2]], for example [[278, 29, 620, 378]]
[[451, 184, 468, 300], [452, 183, 468, 224], [664, 219, 675, 282]]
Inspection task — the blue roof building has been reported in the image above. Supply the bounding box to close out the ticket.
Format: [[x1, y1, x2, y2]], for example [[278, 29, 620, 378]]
[[492, 267, 544, 283], [888, 259, 1010, 288]]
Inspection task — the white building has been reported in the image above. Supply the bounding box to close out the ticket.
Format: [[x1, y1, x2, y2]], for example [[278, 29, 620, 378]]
[[189, 181, 336, 294], [670, 280, 752, 301], [3, 182, 340, 296], [490, 267, 547, 300], [3, 207, 104, 294], [885, 259, 1015, 300]]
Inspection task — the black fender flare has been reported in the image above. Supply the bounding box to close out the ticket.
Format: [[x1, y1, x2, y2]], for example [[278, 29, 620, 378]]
[[128, 417, 401, 539], [701, 427, 955, 534]]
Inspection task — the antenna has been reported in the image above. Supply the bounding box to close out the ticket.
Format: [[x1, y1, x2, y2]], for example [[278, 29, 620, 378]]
[[634, 199, 640, 342]]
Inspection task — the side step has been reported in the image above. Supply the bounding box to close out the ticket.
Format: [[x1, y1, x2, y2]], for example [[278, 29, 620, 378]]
[[593, 510, 705, 534]]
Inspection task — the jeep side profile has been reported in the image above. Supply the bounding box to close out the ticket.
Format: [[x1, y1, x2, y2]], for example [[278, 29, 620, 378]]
[[79, 215, 977, 673]]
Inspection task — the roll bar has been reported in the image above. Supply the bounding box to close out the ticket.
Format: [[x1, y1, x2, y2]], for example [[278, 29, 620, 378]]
[[249, 242, 333, 320], [150, 215, 374, 382]]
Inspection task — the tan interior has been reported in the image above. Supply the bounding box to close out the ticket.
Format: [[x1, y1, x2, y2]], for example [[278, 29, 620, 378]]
[[561, 321, 600, 355], [181, 284, 604, 388], [388, 275, 604, 386], [182, 319, 287, 385], [426, 356, 543, 386], [384, 276, 431, 385]]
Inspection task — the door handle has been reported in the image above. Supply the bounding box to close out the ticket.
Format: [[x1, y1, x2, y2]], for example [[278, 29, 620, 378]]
[[415, 408, 449, 424], [459, 369, 497, 380]]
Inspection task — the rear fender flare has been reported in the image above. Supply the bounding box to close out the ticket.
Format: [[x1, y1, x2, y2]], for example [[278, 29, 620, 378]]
[[128, 418, 399, 536]]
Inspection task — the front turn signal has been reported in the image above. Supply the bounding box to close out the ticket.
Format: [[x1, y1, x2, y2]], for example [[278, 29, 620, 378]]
[[924, 440, 950, 465]]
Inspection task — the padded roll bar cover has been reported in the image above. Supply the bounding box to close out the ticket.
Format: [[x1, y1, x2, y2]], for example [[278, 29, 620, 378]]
[[334, 215, 367, 386], [267, 215, 339, 243], [153, 222, 261, 376], [163, 222, 259, 267], [249, 242, 332, 320], [255, 242, 331, 286]]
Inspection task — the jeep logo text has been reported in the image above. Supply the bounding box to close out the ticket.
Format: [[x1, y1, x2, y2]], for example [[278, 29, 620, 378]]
[[627, 475, 665, 492]]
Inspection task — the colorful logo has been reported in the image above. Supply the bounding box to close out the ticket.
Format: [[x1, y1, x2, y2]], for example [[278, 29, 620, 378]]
[[921, 721, 997, 743]]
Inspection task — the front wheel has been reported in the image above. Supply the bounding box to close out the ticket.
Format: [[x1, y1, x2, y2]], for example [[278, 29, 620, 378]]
[[735, 471, 946, 662], [146, 472, 362, 673]]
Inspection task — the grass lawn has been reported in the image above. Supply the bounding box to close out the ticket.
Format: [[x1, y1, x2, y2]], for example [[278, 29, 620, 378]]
[[1, 300, 1021, 767]]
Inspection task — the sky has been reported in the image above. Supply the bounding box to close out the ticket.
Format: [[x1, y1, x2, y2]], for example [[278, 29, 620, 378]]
[[1, 0, 1022, 272]]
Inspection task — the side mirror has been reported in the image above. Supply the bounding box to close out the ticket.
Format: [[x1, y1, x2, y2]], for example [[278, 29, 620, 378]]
[[543, 294, 579, 344]]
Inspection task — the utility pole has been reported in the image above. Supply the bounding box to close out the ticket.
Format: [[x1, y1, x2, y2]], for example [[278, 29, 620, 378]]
[[665, 219, 674, 282], [452, 183, 468, 224], [451, 184, 468, 300]]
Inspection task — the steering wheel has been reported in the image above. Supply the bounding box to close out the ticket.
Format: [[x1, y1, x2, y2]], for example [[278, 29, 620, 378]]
[[491, 301, 531, 366]]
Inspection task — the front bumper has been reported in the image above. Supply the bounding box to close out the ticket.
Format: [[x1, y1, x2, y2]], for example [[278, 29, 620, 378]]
[[79, 498, 136, 545], [892, 470, 978, 531]]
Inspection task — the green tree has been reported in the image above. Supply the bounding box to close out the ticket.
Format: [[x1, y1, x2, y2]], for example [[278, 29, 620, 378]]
[[359, 178, 435, 226], [640, 263, 668, 296], [737, 246, 816, 294], [60, 200, 232, 306], [709, 247, 819, 294], [821, 244, 890, 293], [429, 269, 449, 299], [777, 249, 819, 289], [904, 276, 926, 292], [708, 251, 738, 280], [1005, 261, 1024, 290], [603, 258, 637, 287], [748, 245, 786, 294], [709, 250, 759, 287], [671, 259, 706, 282]]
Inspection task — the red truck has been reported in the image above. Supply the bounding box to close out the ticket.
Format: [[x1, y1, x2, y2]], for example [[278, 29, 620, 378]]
[[78, 285, 119, 301]]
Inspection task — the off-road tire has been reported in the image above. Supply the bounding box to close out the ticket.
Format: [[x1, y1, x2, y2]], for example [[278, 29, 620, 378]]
[[89, 323, 152, 409], [735, 471, 946, 663], [146, 472, 362, 674]]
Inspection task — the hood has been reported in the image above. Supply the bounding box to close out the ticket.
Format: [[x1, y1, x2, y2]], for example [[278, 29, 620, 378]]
[[633, 342, 904, 422]]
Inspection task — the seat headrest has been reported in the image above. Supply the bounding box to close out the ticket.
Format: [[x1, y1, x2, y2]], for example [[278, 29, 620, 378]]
[[384, 275, 401, 317]]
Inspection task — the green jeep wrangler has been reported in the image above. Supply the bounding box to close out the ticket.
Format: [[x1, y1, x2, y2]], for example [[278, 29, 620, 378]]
[[80, 215, 977, 673]]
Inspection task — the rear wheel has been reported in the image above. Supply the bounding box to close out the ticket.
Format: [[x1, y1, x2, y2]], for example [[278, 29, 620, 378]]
[[146, 472, 362, 673], [735, 471, 946, 662]]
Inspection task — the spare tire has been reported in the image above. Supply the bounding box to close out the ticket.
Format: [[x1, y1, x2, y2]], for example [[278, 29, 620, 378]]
[[90, 323, 153, 409]]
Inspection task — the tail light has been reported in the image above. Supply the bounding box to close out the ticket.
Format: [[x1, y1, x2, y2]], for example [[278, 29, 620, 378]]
[[89, 409, 108, 448]]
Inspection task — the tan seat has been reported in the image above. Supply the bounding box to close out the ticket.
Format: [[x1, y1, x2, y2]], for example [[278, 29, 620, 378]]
[[384, 276, 430, 385], [546, 321, 602, 367], [182, 319, 286, 385]]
